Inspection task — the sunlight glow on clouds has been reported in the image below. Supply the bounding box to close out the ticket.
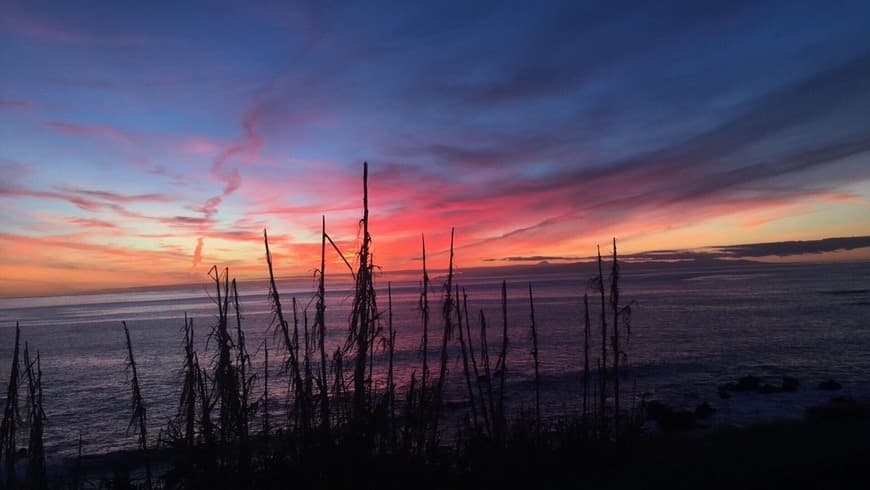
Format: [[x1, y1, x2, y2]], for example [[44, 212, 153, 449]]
[[1, 1, 870, 296]]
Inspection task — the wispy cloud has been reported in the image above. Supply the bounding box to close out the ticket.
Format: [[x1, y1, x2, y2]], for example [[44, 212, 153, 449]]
[[715, 236, 870, 258], [66, 217, 118, 229], [192, 237, 204, 266]]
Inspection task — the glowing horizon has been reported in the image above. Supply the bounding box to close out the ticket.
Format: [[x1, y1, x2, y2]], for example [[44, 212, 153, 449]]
[[2, 2, 870, 297]]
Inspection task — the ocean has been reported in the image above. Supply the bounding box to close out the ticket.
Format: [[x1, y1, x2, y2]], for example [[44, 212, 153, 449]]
[[1, 260, 869, 471]]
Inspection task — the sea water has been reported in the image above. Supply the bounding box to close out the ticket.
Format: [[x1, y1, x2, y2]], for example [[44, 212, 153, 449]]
[[1, 260, 869, 469]]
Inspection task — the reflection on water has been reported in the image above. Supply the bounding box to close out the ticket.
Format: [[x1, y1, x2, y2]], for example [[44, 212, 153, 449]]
[[1, 261, 869, 468]]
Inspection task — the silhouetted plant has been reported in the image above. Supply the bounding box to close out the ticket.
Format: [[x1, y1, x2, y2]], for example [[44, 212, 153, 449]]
[[528, 282, 541, 435], [596, 245, 607, 430], [456, 284, 478, 431], [415, 233, 431, 454], [495, 280, 509, 441], [122, 321, 152, 490], [23, 342, 46, 489], [207, 266, 242, 449], [479, 309, 495, 438], [433, 228, 456, 449], [264, 230, 305, 437], [262, 340, 270, 437], [196, 361, 215, 449], [316, 215, 330, 435], [232, 278, 253, 473], [583, 293, 591, 424], [386, 282, 397, 448], [610, 238, 621, 429], [0, 322, 20, 489], [348, 161, 377, 424], [167, 314, 198, 448]]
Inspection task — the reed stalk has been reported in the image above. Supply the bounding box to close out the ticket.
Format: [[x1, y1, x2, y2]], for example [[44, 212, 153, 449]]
[[122, 321, 152, 490], [196, 360, 215, 449], [479, 310, 495, 438], [402, 372, 417, 455], [433, 228, 456, 446], [609, 238, 620, 429], [528, 283, 541, 434], [178, 314, 197, 447], [464, 290, 490, 436], [456, 284, 478, 430], [208, 266, 240, 447], [317, 215, 330, 433], [23, 343, 46, 489], [330, 349, 346, 428], [417, 233, 431, 453], [232, 279, 252, 471], [263, 340, 270, 437], [264, 230, 306, 434], [303, 308, 315, 438], [419, 234, 430, 404], [597, 245, 607, 428], [495, 281, 509, 439], [1, 322, 20, 488], [583, 293, 590, 423], [387, 282, 397, 449], [293, 298, 310, 436], [350, 161, 373, 422]]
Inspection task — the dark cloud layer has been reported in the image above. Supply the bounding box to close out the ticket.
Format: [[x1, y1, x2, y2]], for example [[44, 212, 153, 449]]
[[716, 236, 870, 258]]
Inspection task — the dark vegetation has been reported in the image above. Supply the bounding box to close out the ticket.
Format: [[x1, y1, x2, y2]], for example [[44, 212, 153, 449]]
[[1, 163, 868, 489]]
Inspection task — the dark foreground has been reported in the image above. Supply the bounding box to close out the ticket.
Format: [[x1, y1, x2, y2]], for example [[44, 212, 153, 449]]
[[62, 397, 869, 490]]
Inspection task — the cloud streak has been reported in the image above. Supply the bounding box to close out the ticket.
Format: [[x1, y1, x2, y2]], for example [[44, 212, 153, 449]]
[[192, 237, 204, 266]]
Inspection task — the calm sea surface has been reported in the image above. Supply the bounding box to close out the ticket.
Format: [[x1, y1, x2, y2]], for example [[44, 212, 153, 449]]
[[1, 261, 869, 469]]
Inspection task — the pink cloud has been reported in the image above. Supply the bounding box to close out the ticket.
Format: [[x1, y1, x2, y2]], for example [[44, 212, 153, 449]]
[[196, 105, 267, 219], [192, 237, 204, 266], [178, 137, 223, 154], [66, 217, 118, 229], [44, 121, 139, 145], [57, 186, 170, 204], [0, 186, 103, 211]]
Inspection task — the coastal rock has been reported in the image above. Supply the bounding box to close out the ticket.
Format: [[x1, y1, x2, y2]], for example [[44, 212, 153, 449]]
[[759, 384, 781, 394], [644, 400, 673, 421], [782, 376, 800, 393], [695, 402, 716, 419], [644, 400, 703, 431], [735, 375, 761, 392]]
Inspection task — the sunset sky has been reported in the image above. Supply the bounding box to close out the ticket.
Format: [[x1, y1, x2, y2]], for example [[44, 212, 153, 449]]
[[2, 1, 870, 297]]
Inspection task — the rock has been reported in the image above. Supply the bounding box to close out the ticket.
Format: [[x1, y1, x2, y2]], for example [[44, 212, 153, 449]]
[[695, 402, 716, 419], [817, 379, 842, 391], [645, 400, 703, 431], [782, 376, 800, 392], [645, 400, 674, 421], [735, 375, 761, 392], [759, 384, 782, 394]]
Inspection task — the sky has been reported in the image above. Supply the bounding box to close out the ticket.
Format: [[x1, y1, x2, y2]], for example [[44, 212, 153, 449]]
[[2, 0, 870, 297]]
